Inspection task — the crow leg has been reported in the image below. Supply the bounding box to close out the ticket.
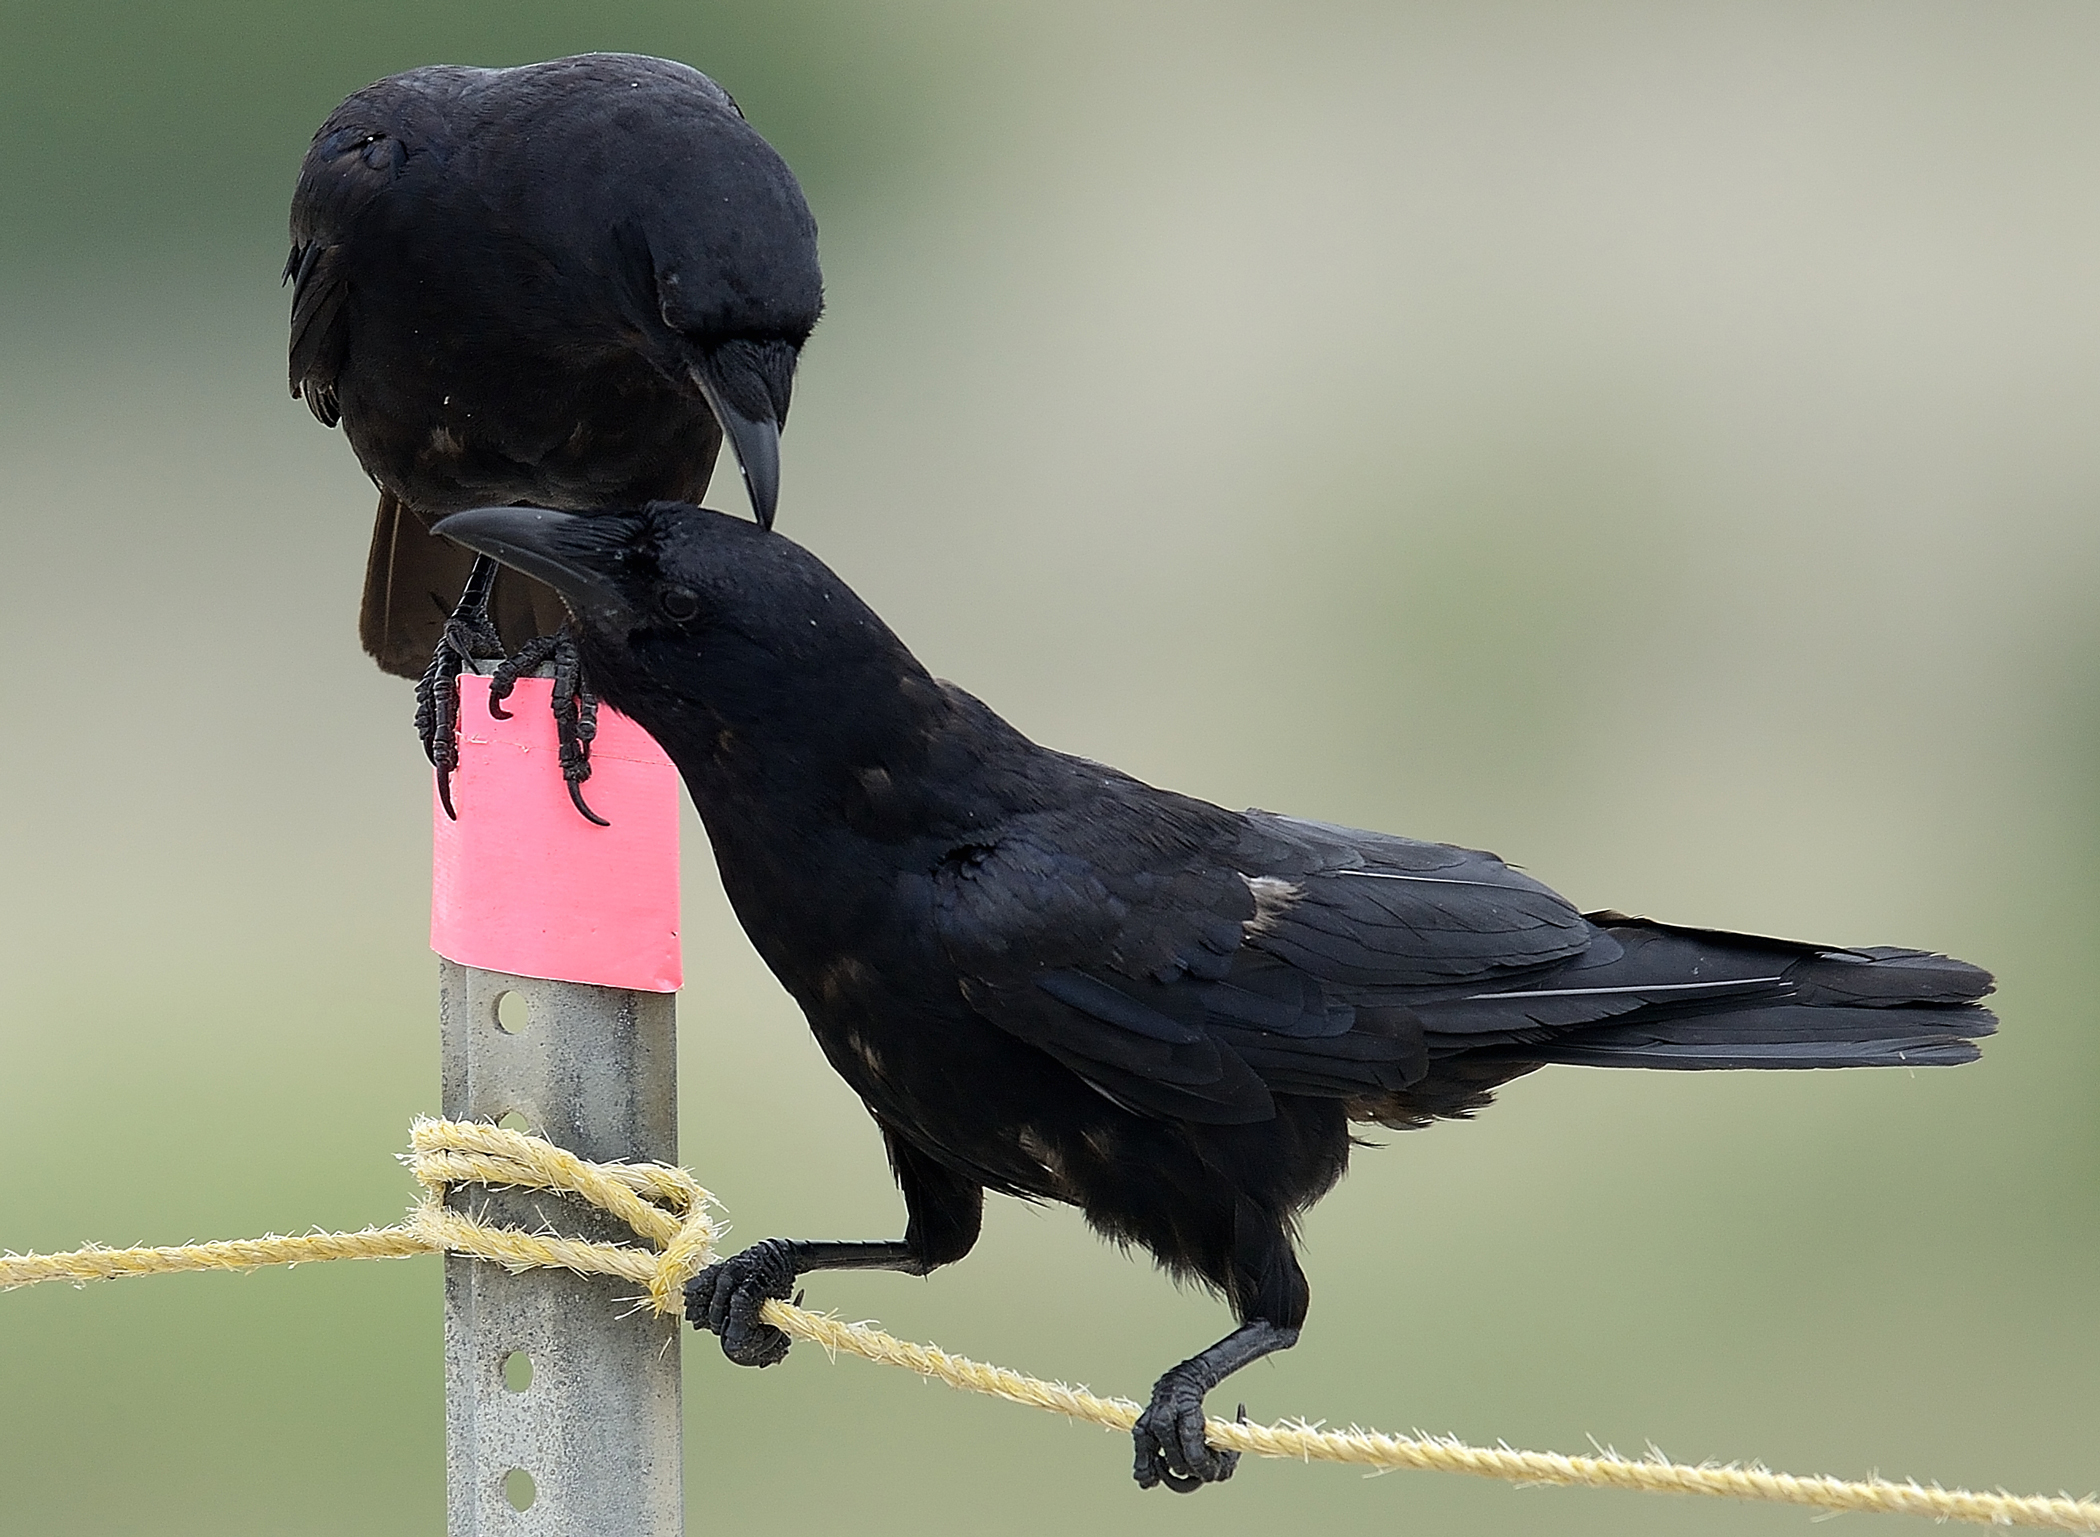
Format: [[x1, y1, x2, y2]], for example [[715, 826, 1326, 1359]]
[[1134, 1195, 1308, 1491], [414, 554, 504, 820], [687, 1130, 982, 1367], [488, 625, 608, 826], [1133, 1320, 1299, 1492]]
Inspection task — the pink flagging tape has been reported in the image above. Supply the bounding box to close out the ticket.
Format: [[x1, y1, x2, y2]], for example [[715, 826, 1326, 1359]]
[[431, 675, 682, 992]]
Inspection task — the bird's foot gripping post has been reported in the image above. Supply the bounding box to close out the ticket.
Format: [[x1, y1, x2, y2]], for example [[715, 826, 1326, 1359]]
[[432, 672, 683, 1534], [486, 627, 606, 826], [416, 554, 506, 820], [420, 569, 606, 827]]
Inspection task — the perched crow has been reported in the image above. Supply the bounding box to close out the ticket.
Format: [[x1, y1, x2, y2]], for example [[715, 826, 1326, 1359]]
[[287, 54, 822, 816], [437, 500, 1996, 1493]]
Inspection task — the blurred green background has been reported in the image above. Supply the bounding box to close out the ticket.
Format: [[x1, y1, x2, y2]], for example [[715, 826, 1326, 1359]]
[[3, 2, 2096, 1532]]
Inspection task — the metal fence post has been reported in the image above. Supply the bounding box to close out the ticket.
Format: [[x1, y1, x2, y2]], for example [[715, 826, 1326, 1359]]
[[440, 961, 681, 1534], [429, 670, 687, 1536]]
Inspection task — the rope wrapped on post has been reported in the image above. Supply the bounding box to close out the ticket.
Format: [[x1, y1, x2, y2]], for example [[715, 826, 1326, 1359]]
[[0, 1119, 722, 1317], [4, 1119, 2096, 1533]]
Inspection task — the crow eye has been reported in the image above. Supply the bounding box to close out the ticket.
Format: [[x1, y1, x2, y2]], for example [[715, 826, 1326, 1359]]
[[658, 585, 702, 622]]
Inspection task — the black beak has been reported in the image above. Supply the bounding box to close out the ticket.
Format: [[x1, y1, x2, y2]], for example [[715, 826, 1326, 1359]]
[[690, 362, 784, 531], [433, 506, 640, 625]]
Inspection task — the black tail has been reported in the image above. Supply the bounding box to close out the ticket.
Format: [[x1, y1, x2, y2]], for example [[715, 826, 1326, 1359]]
[[1436, 915, 1996, 1072], [1534, 1000, 1991, 1070], [360, 492, 570, 678]]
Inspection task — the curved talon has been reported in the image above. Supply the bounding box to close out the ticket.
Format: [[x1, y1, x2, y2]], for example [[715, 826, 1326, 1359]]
[[417, 648, 465, 820], [415, 558, 506, 820], [547, 630, 607, 826], [568, 778, 610, 827], [487, 633, 557, 720]]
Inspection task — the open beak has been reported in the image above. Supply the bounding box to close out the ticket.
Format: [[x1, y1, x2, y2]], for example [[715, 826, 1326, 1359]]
[[690, 367, 783, 530], [433, 506, 641, 626]]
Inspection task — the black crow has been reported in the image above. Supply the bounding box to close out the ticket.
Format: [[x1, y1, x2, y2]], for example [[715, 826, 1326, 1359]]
[[287, 54, 822, 817], [436, 500, 1996, 1492]]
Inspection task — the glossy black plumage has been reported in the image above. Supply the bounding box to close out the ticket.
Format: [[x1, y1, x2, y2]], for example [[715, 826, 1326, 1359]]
[[437, 500, 1997, 1492], [287, 54, 821, 675]]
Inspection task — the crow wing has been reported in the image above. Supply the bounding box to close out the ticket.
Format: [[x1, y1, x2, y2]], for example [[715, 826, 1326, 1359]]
[[933, 784, 1990, 1126], [286, 121, 415, 424], [930, 785, 1603, 1123]]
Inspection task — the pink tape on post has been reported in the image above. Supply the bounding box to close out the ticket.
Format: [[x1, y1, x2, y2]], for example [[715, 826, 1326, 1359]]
[[431, 675, 682, 992]]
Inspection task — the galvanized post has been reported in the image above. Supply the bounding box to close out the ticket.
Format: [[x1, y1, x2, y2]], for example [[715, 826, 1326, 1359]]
[[439, 961, 682, 1534]]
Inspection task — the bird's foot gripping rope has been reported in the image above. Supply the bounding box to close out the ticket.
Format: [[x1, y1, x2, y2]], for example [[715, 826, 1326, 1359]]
[[5, 1121, 2100, 1534]]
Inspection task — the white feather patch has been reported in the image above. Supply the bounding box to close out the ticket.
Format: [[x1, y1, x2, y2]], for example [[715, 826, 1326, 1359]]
[[1241, 874, 1306, 936]]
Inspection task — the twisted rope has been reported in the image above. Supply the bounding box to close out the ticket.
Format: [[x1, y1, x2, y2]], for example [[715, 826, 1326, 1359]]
[[0, 1119, 721, 1316], [4, 1120, 2094, 1531]]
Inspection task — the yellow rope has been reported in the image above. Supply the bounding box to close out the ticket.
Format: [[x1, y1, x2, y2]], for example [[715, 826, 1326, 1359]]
[[4, 1120, 2094, 1531], [0, 1119, 720, 1304]]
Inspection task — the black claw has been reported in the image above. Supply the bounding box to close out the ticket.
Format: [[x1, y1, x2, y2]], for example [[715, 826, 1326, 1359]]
[[479, 627, 608, 824], [1133, 1362, 1239, 1491], [416, 632, 467, 819], [568, 777, 610, 827], [684, 1238, 798, 1368], [415, 556, 507, 818], [1131, 1320, 1290, 1491], [487, 633, 561, 719], [545, 628, 608, 826]]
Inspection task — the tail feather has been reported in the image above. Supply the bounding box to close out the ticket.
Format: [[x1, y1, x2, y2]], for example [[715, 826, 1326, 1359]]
[[1786, 945, 1994, 1008], [1528, 1003, 1994, 1071], [359, 492, 571, 678], [1423, 914, 1996, 1073]]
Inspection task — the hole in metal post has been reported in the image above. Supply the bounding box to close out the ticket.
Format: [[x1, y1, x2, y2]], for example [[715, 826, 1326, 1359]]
[[496, 1110, 531, 1134], [502, 1350, 533, 1392], [504, 1469, 536, 1511], [493, 991, 530, 1035]]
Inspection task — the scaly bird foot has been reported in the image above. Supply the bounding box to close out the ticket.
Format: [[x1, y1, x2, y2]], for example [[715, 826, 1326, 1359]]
[[414, 603, 504, 820], [685, 1237, 799, 1367], [1133, 1367, 1240, 1492], [487, 624, 608, 825]]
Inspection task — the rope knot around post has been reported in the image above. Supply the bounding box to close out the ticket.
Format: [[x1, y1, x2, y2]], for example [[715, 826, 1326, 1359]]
[[403, 1116, 722, 1318]]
